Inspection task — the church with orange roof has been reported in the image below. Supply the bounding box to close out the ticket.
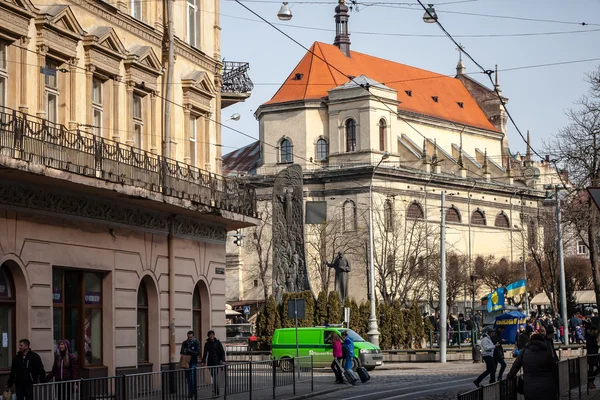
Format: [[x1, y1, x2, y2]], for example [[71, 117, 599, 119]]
[[224, 0, 563, 321]]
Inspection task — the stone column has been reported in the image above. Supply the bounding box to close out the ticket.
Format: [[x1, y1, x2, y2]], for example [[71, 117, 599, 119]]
[[68, 57, 79, 130], [85, 63, 95, 128], [19, 37, 30, 113], [150, 91, 158, 153], [126, 81, 134, 146], [214, 77, 223, 174], [203, 114, 211, 172], [183, 105, 191, 164], [36, 44, 47, 119], [112, 76, 121, 142]]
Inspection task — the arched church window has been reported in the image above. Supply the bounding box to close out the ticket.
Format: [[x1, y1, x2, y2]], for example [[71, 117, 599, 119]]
[[280, 139, 293, 163], [316, 138, 328, 161], [379, 119, 386, 151], [346, 119, 356, 152]]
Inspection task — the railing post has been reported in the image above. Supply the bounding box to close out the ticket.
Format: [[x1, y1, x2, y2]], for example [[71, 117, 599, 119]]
[[224, 363, 228, 400], [311, 355, 314, 392], [249, 360, 253, 400], [292, 357, 296, 396], [272, 359, 276, 399], [120, 375, 127, 400], [429, 328, 433, 350]]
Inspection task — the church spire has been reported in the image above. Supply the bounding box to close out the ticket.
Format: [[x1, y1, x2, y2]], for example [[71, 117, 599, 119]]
[[456, 43, 466, 75], [494, 64, 502, 95], [525, 130, 533, 166], [334, 0, 351, 57]]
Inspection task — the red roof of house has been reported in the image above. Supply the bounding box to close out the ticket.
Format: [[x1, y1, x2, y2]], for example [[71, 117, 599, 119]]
[[222, 141, 260, 176], [265, 42, 499, 132]]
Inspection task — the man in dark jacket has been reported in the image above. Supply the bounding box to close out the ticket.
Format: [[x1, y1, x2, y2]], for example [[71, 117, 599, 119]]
[[180, 331, 201, 399], [507, 334, 558, 399], [586, 325, 599, 389], [517, 325, 533, 350], [6, 339, 46, 400], [201, 330, 226, 396], [493, 326, 507, 380]]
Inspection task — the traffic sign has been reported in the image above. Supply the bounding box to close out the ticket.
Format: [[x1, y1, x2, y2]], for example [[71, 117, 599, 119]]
[[588, 187, 600, 211], [243, 305, 250, 315]]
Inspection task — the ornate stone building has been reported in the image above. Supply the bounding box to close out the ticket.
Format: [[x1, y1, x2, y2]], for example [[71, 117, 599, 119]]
[[0, 0, 255, 382], [224, 0, 561, 314]]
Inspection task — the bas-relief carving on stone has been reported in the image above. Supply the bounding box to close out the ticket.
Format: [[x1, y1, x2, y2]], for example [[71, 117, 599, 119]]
[[0, 183, 226, 242], [271, 164, 311, 303]]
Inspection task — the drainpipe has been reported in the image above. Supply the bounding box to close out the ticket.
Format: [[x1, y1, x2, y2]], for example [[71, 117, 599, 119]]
[[163, 0, 175, 165], [508, 190, 520, 264], [169, 216, 176, 365]]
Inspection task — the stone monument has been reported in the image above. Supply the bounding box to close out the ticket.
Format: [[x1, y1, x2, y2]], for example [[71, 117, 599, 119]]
[[327, 251, 350, 304], [272, 164, 311, 303]]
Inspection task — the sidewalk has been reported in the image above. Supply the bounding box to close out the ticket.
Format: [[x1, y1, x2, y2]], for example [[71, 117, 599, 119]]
[[226, 375, 351, 400]]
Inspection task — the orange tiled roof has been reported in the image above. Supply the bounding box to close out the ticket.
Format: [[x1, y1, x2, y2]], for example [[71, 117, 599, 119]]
[[265, 42, 499, 132]]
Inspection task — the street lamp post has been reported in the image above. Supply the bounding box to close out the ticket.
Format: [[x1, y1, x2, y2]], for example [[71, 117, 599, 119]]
[[367, 152, 389, 346], [470, 274, 480, 362], [439, 190, 447, 363], [515, 225, 530, 315], [555, 187, 569, 346]]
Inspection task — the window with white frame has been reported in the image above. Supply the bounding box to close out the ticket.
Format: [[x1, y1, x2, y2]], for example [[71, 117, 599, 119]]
[[577, 240, 587, 255], [0, 43, 6, 108], [190, 116, 197, 166], [45, 59, 59, 124], [132, 93, 143, 148], [92, 78, 103, 137], [186, 0, 198, 47], [131, 0, 142, 19]]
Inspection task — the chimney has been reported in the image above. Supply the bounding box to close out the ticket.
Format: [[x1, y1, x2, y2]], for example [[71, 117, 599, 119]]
[[334, 0, 351, 57]]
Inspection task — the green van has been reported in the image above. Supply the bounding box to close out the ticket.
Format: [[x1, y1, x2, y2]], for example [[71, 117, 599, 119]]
[[271, 327, 382, 371]]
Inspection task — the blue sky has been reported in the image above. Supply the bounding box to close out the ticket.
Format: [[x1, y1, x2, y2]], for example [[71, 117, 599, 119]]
[[219, 0, 600, 158]]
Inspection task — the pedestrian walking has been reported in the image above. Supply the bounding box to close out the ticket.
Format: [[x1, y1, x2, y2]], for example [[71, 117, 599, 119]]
[[586, 325, 599, 390], [518, 325, 533, 351], [473, 327, 497, 387], [341, 330, 354, 371], [5, 339, 46, 400], [200, 330, 226, 397], [493, 326, 507, 380], [180, 330, 201, 399], [543, 326, 559, 362], [46, 339, 78, 400], [507, 333, 558, 399], [330, 332, 344, 384]]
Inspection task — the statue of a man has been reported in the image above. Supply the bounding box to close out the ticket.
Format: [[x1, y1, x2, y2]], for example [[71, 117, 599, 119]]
[[277, 189, 293, 226], [327, 251, 350, 303]]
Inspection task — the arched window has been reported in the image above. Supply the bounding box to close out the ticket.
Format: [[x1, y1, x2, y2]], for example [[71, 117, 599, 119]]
[[0, 265, 14, 370], [345, 119, 356, 152], [316, 138, 328, 161], [343, 200, 357, 231], [193, 284, 202, 337], [449, 255, 459, 272], [471, 209, 486, 225], [379, 119, 386, 151], [446, 206, 461, 223], [137, 280, 148, 363], [280, 138, 293, 163], [474, 257, 485, 276], [384, 199, 394, 231], [494, 212, 509, 228], [407, 202, 424, 219]]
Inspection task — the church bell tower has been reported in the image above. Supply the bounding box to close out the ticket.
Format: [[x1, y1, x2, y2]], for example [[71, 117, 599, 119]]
[[334, 0, 351, 57]]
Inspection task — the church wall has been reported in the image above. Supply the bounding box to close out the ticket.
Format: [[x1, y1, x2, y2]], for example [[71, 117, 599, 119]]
[[259, 109, 309, 165]]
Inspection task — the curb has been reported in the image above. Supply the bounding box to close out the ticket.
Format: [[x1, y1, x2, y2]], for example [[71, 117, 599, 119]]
[[286, 385, 352, 400]]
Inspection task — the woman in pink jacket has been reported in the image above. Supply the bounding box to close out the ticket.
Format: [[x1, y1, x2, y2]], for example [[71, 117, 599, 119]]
[[330, 333, 344, 383]]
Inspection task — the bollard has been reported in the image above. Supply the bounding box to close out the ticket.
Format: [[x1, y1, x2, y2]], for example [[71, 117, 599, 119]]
[[272, 359, 277, 399], [292, 357, 296, 396], [311, 355, 314, 392], [249, 360, 253, 400], [429, 329, 433, 350]]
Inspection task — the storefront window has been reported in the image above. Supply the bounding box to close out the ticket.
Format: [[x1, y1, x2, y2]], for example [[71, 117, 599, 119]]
[[0, 266, 14, 370], [53, 269, 103, 366]]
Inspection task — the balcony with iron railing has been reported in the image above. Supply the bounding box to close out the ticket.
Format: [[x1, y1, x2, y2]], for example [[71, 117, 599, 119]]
[[0, 106, 258, 228], [221, 61, 254, 108]]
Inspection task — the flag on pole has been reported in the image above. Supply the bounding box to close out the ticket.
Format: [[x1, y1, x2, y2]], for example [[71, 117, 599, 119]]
[[506, 279, 527, 298], [487, 287, 505, 313]]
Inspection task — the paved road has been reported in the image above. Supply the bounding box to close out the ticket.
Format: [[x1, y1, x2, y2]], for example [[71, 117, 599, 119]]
[[313, 361, 490, 400]]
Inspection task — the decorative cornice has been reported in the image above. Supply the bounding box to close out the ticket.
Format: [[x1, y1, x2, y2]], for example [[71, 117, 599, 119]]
[[0, 183, 227, 242]]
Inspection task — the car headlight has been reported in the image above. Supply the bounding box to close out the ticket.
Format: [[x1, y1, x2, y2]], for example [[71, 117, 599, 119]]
[[359, 349, 371, 354]]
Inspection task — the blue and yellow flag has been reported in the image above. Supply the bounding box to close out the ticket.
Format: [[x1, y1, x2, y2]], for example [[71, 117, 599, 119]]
[[487, 287, 505, 312], [506, 279, 527, 298]]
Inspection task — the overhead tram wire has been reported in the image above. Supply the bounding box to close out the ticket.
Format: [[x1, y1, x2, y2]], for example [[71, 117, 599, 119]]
[[415, 0, 573, 191]]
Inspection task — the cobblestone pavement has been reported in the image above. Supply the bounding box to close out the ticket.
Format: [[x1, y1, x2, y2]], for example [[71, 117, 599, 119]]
[[311, 361, 487, 400]]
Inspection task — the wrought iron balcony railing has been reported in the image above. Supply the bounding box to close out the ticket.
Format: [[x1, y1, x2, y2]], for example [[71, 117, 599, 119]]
[[221, 61, 254, 94], [0, 107, 257, 219]]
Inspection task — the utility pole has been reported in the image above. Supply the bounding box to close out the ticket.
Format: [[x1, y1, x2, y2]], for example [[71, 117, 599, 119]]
[[440, 191, 447, 363], [555, 186, 569, 346]]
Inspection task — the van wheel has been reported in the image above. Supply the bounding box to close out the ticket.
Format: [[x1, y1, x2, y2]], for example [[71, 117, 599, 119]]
[[351, 357, 360, 371], [365, 366, 375, 371], [280, 357, 293, 372]]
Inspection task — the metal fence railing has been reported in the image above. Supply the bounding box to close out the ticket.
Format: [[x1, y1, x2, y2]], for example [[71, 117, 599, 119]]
[[0, 106, 258, 219], [32, 356, 314, 400], [457, 356, 587, 400]]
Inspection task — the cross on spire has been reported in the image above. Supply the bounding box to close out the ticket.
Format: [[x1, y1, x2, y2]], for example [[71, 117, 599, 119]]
[[455, 43, 465, 62]]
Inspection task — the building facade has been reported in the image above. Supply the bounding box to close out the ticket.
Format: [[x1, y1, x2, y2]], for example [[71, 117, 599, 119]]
[[0, 0, 255, 382], [224, 0, 561, 313]]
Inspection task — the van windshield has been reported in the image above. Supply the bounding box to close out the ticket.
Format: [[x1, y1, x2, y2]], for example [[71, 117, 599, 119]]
[[342, 329, 365, 342]]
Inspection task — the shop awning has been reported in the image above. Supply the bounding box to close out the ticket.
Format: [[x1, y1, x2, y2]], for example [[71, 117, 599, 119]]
[[530, 292, 550, 306]]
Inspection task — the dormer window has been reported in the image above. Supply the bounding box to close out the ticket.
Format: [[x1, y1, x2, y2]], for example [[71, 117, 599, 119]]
[[405, 90, 412, 97], [293, 73, 304, 81], [432, 96, 439, 103], [457, 102, 464, 108]]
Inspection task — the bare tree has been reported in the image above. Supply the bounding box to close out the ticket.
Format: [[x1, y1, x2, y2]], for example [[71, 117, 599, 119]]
[[305, 210, 362, 293], [243, 201, 273, 299], [367, 197, 438, 305], [548, 65, 600, 312], [426, 252, 469, 311]]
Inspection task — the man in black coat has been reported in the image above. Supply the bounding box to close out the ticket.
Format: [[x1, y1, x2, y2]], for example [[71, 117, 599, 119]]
[[493, 326, 507, 381], [201, 330, 226, 396], [180, 331, 201, 399], [6, 339, 46, 400]]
